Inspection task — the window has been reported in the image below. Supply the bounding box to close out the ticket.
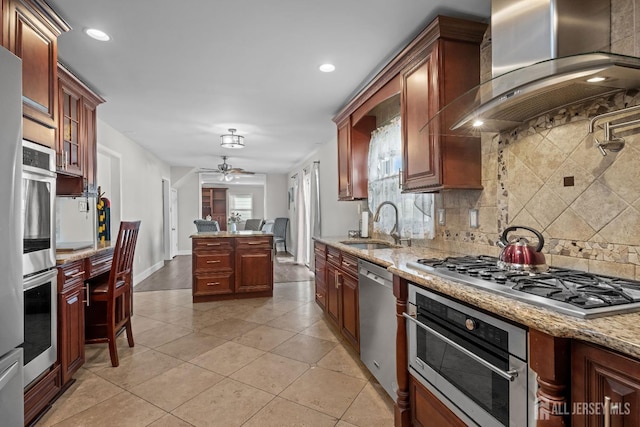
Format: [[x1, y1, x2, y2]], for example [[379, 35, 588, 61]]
[[228, 194, 253, 221]]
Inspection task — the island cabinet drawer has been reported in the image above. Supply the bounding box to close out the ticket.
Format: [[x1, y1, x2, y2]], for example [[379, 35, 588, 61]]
[[194, 252, 233, 271], [326, 247, 341, 267], [236, 236, 272, 249], [314, 242, 326, 259], [86, 248, 114, 278], [194, 273, 234, 295], [340, 253, 358, 277], [57, 260, 86, 292], [193, 239, 232, 252]]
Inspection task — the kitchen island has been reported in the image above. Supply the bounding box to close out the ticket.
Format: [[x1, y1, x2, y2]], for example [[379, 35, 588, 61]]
[[314, 236, 640, 427], [191, 231, 273, 302]]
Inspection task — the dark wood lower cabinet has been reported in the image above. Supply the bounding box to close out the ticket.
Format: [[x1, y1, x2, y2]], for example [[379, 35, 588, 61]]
[[410, 375, 466, 427], [572, 341, 640, 427], [24, 365, 61, 427], [340, 271, 359, 350], [192, 235, 273, 302], [57, 260, 86, 386], [313, 242, 359, 353]]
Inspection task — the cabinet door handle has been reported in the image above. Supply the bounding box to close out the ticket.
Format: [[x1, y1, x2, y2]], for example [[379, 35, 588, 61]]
[[206, 282, 220, 286], [604, 396, 611, 427], [399, 168, 403, 189], [84, 286, 90, 306], [70, 270, 86, 278], [206, 260, 221, 264]]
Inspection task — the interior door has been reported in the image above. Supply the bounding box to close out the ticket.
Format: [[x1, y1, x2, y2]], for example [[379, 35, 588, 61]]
[[170, 188, 178, 258]]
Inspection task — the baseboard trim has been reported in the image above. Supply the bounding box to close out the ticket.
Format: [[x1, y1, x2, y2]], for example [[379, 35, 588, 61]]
[[133, 260, 165, 287]]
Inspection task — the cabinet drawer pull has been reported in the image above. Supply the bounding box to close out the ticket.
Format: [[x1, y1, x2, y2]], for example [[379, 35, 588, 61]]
[[205, 243, 221, 246], [206, 260, 221, 264], [69, 270, 85, 278], [247, 241, 265, 245], [316, 293, 323, 298], [327, 254, 335, 259], [342, 262, 351, 267], [206, 282, 221, 286]]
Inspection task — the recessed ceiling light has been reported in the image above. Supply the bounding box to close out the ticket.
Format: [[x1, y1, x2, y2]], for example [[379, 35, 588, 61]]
[[319, 63, 335, 73], [472, 119, 484, 127], [587, 76, 606, 83], [85, 28, 111, 41]]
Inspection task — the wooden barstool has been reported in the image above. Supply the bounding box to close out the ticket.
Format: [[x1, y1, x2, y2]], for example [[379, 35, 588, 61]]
[[85, 220, 141, 367]]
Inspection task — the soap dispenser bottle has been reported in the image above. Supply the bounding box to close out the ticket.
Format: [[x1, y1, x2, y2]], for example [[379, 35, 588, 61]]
[[360, 209, 370, 238]]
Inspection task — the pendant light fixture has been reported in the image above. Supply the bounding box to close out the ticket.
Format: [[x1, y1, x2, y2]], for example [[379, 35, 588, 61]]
[[220, 128, 245, 149]]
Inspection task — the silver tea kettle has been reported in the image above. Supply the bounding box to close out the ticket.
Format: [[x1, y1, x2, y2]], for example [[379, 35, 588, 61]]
[[496, 226, 548, 272]]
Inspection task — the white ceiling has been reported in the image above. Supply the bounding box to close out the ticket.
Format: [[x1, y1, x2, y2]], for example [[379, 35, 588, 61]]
[[48, 0, 490, 175]]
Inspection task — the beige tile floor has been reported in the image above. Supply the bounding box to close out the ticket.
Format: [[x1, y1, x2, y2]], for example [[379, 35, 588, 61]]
[[37, 281, 395, 426]]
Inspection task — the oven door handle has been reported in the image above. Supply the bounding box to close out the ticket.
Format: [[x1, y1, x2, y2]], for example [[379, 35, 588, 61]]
[[403, 312, 519, 382]]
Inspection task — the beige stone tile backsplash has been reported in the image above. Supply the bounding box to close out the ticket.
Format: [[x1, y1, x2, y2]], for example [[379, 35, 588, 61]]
[[408, 0, 640, 276]]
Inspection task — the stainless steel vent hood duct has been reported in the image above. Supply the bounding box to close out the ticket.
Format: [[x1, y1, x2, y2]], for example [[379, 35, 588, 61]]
[[448, 0, 640, 133]]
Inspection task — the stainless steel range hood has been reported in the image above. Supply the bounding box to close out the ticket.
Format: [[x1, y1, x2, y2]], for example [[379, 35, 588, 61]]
[[447, 0, 640, 133]]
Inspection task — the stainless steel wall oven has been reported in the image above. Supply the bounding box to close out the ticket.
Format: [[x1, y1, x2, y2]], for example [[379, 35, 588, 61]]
[[22, 268, 57, 387], [22, 140, 56, 277], [21, 139, 57, 387], [405, 284, 530, 427]]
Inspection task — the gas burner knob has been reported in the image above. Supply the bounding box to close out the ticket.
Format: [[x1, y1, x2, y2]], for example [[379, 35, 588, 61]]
[[479, 270, 493, 279], [456, 266, 468, 272], [467, 269, 481, 276], [446, 264, 457, 270], [465, 318, 478, 331]]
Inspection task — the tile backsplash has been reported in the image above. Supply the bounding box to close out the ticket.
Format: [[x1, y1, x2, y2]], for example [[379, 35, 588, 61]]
[[400, 0, 640, 280]]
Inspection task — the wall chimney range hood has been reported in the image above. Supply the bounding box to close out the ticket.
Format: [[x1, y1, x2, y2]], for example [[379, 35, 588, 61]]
[[446, 0, 640, 133]]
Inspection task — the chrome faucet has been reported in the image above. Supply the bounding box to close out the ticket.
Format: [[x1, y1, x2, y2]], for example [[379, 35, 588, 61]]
[[373, 201, 401, 245]]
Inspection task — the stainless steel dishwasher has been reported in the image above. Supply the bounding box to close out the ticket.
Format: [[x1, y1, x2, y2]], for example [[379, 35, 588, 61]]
[[358, 259, 397, 401]]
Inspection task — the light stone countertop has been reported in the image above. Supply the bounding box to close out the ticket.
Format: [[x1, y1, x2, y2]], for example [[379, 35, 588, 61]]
[[314, 236, 640, 360], [190, 231, 273, 238], [56, 241, 115, 265]]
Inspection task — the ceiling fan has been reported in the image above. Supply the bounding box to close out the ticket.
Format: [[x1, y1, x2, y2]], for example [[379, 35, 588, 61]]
[[200, 156, 255, 181]]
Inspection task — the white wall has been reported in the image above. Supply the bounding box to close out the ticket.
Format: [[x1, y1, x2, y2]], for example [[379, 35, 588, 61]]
[[97, 119, 171, 283]]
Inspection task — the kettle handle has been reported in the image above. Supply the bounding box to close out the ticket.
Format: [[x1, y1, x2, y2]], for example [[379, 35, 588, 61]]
[[499, 226, 545, 252]]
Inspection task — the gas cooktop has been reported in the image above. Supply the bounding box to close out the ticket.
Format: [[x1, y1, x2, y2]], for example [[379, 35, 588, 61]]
[[406, 255, 640, 319]]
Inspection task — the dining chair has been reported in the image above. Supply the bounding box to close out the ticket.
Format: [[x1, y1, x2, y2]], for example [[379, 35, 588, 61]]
[[272, 217, 289, 253], [85, 220, 141, 367], [194, 219, 220, 232], [243, 218, 264, 231]]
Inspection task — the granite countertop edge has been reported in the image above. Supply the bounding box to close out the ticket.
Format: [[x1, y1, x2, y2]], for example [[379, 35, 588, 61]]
[[190, 231, 273, 238], [56, 241, 115, 265], [314, 236, 640, 360]]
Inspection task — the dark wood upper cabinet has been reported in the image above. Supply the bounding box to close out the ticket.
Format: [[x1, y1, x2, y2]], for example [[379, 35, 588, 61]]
[[56, 64, 105, 195], [333, 16, 486, 196], [401, 32, 484, 192], [3, 0, 69, 148]]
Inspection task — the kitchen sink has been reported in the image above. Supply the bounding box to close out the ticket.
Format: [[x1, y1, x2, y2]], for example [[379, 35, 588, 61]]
[[340, 241, 394, 250]]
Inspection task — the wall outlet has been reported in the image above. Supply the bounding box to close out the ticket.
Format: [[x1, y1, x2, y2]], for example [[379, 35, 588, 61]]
[[437, 209, 446, 225], [78, 200, 89, 212], [469, 208, 479, 229]]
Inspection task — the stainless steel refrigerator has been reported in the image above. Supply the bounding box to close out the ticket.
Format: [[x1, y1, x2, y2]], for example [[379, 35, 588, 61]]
[[0, 45, 25, 426]]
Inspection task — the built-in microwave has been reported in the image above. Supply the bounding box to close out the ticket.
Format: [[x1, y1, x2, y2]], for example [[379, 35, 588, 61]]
[[22, 140, 56, 277]]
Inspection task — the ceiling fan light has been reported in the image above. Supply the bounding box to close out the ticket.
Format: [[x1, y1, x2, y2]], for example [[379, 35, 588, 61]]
[[220, 128, 245, 149]]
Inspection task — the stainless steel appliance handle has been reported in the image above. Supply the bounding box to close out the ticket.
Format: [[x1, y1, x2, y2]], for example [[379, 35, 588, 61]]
[[403, 312, 519, 382], [0, 361, 19, 391]]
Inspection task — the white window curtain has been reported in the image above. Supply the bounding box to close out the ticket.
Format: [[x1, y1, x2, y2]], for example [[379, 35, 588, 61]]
[[367, 116, 435, 239], [309, 161, 321, 270], [294, 173, 306, 264]]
